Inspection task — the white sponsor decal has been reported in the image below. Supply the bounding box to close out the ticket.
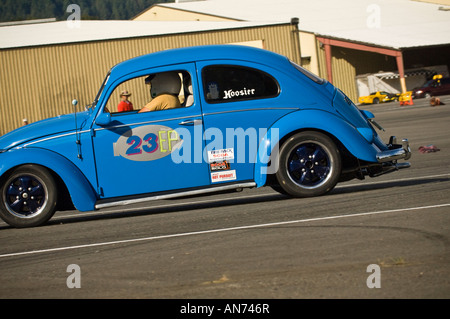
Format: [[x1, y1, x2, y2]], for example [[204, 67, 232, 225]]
[[207, 148, 234, 162], [211, 170, 236, 183], [223, 88, 256, 100]]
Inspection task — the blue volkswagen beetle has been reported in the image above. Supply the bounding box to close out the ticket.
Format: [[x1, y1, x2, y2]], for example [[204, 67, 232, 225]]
[[0, 45, 411, 228]]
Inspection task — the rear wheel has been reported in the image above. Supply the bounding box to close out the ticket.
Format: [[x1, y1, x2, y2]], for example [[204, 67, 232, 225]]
[[0, 165, 58, 228], [274, 131, 341, 197]]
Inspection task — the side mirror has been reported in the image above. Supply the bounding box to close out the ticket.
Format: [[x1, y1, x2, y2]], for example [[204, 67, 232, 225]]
[[95, 112, 111, 126]]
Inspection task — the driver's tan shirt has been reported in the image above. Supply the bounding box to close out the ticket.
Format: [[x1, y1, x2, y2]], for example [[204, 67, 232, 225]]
[[139, 94, 180, 112]]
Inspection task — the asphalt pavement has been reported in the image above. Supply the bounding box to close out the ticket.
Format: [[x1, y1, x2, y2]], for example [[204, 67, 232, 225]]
[[0, 95, 449, 302]]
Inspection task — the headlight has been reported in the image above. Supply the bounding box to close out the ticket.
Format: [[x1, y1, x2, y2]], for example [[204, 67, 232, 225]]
[[416, 90, 423, 94]]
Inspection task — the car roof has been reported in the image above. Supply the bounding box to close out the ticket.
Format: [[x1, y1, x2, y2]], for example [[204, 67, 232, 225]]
[[110, 45, 292, 76]]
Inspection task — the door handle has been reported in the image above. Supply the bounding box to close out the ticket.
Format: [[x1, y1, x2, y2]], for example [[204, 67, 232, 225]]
[[179, 119, 202, 126]]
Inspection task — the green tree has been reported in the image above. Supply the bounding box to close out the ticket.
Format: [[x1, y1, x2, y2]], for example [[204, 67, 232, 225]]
[[0, 0, 172, 23]]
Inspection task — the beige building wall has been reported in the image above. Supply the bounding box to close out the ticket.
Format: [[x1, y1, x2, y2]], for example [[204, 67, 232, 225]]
[[298, 31, 319, 74], [316, 41, 363, 103], [0, 23, 299, 135]]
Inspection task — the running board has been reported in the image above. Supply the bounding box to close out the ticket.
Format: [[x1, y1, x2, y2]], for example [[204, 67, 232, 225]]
[[95, 182, 257, 210]]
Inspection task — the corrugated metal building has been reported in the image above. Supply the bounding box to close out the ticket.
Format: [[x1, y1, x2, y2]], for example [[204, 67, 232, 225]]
[[0, 20, 300, 135], [136, 0, 450, 103]]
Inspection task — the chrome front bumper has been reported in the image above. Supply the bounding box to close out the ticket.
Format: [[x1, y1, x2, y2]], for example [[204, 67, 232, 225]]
[[376, 136, 411, 163]]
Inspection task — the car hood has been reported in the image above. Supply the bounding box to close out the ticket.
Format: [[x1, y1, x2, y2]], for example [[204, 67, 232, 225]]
[[0, 111, 91, 151]]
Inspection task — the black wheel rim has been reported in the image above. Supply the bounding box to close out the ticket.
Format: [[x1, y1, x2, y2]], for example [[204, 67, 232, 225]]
[[287, 142, 332, 189], [4, 174, 47, 218]]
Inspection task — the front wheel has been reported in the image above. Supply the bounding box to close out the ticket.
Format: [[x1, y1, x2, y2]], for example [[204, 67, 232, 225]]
[[274, 131, 342, 197], [0, 165, 58, 228]]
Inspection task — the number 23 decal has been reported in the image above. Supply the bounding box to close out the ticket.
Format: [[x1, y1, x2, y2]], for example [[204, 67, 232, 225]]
[[126, 133, 158, 156], [113, 125, 183, 162]]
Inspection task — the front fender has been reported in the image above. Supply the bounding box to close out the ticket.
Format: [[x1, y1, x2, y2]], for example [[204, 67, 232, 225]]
[[254, 109, 381, 187], [0, 148, 97, 211]]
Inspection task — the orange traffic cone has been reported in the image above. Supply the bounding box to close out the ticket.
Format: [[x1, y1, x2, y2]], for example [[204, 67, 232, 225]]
[[400, 91, 413, 106]]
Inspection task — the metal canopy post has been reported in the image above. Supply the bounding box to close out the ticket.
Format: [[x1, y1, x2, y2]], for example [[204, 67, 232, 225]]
[[395, 52, 407, 93]]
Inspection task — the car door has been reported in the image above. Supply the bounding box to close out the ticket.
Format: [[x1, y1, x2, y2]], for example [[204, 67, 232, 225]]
[[91, 63, 209, 199], [435, 78, 450, 96], [197, 61, 298, 183]]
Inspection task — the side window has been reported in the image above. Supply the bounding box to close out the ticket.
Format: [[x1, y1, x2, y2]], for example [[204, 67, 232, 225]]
[[202, 65, 279, 103], [106, 76, 146, 114], [105, 71, 193, 114]]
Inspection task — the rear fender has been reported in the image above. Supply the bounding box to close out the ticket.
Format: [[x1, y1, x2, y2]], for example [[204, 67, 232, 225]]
[[0, 148, 97, 211], [254, 109, 380, 187]]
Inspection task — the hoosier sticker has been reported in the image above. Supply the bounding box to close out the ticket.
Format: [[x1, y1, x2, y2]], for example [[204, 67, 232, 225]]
[[211, 170, 236, 183]]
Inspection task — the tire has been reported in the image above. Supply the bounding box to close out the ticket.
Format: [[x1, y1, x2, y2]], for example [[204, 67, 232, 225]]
[[275, 131, 341, 197], [372, 98, 379, 104], [0, 165, 58, 228]]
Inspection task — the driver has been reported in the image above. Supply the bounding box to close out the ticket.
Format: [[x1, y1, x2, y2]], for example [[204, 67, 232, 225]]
[[139, 72, 181, 113]]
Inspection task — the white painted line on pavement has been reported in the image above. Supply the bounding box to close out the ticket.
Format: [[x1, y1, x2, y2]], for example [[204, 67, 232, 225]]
[[1, 202, 449, 259]]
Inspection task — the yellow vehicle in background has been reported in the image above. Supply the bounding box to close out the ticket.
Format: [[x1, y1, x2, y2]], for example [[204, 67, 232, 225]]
[[358, 91, 400, 105]]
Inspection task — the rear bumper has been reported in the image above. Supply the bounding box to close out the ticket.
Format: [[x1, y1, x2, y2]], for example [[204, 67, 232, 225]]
[[376, 137, 411, 163], [341, 136, 411, 181]]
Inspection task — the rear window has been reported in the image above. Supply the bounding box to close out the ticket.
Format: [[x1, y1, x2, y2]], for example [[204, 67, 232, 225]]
[[291, 61, 325, 84], [202, 65, 279, 103]]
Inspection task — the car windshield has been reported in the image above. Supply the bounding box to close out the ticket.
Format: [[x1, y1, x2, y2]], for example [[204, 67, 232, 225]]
[[422, 80, 434, 88], [90, 71, 111, 109], [290, 60, 325, 84]]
